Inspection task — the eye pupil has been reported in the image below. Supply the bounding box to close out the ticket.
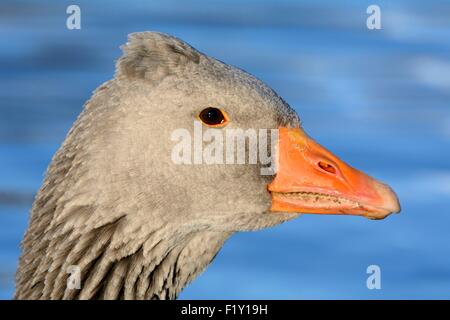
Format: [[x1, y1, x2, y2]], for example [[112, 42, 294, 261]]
[[199, 107, 226, 126]]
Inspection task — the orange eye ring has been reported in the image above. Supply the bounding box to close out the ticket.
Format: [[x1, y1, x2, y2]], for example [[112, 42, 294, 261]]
[[198, 107, 229, 127]]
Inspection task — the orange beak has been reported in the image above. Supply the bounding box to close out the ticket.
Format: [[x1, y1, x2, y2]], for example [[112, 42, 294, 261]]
[[268, 128, 400, 220]]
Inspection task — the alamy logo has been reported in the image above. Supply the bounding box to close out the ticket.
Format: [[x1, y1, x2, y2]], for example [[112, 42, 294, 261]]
[[66, 265, 81, 290], [366, 264, 381, 290], [170, 121, 278, 175], [366, 5, 382, 30], [66, 5, 81, 30]]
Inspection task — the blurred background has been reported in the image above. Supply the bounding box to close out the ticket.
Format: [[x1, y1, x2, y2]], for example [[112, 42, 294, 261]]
[[1, 0, 450, 299]]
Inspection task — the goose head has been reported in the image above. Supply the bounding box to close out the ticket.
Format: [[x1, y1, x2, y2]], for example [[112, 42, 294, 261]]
[[15, 32, 400, 300]]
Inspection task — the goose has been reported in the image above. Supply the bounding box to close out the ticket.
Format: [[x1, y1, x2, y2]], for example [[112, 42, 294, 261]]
[[15, 31, 400, 300]]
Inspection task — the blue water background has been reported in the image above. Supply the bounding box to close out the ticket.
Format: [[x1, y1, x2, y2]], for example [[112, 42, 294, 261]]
[[1, 0, 450, 299]]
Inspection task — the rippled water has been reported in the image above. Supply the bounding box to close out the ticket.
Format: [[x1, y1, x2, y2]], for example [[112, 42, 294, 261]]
[[1, 0, 450, 299]]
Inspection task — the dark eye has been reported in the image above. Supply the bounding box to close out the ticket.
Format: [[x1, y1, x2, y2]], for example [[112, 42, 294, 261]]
[[198, 107, 228, 127]]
